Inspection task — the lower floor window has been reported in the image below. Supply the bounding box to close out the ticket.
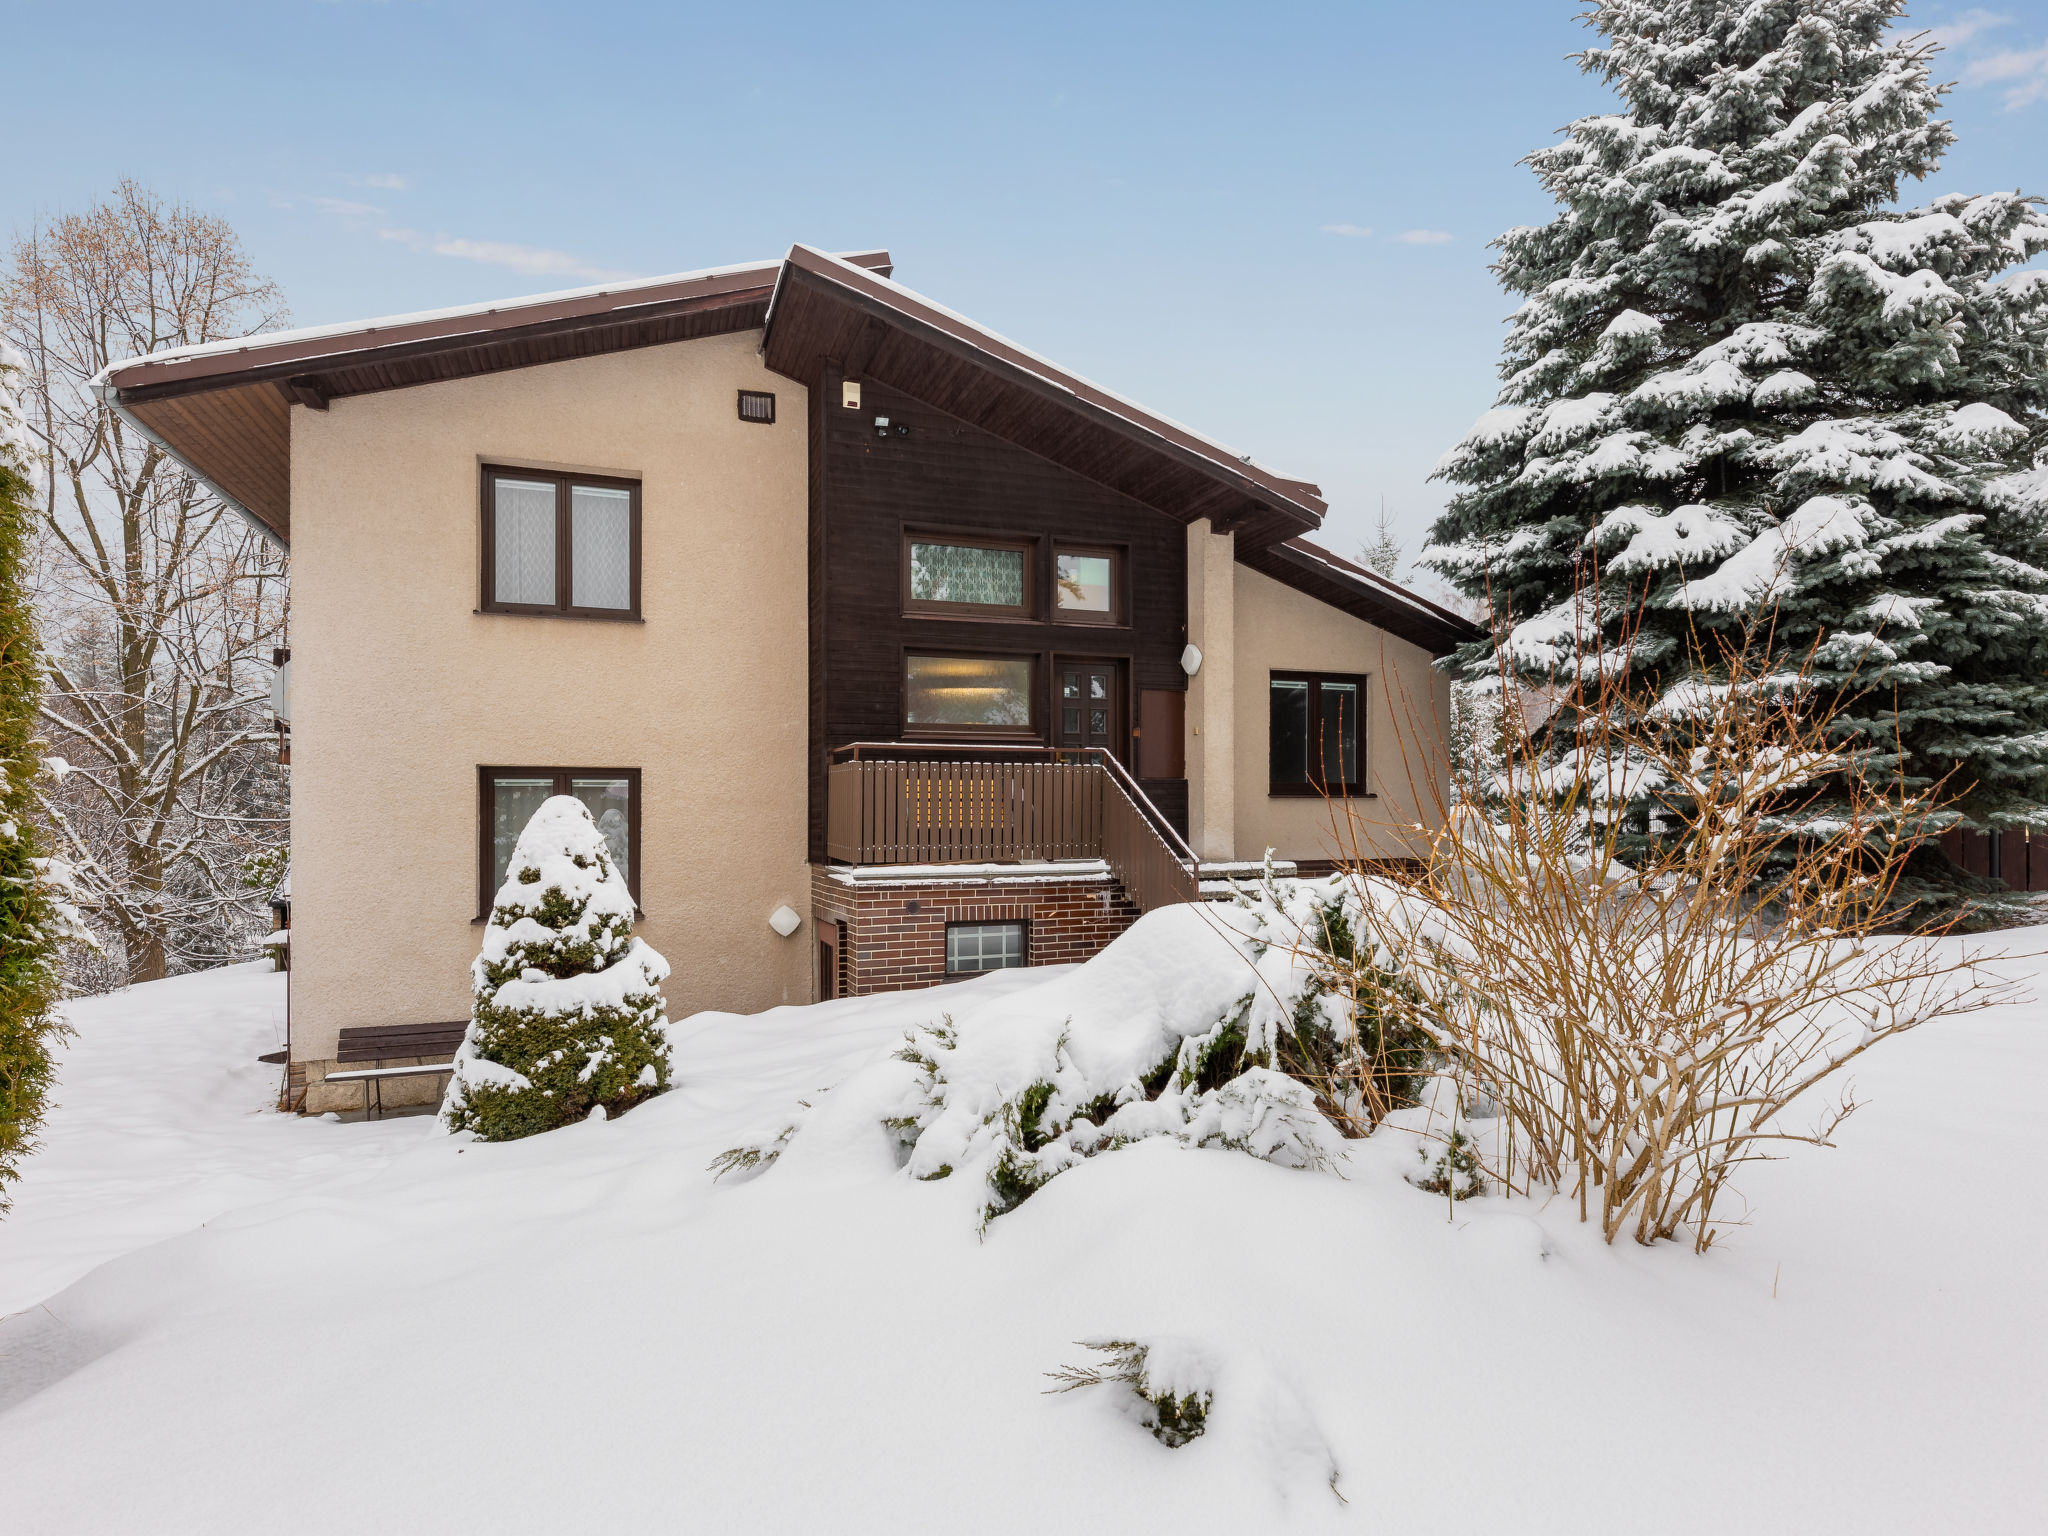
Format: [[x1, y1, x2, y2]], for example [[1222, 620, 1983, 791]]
[[1269, 674, 1366, 795], [946, 920, 1027, 973], [480, 767, 639, 913], [905, 654, 1036, 733]]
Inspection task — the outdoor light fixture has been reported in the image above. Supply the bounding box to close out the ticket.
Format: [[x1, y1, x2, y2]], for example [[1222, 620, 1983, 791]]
[[1180, 643, 1203, 677], [841, 380, 861, 409], [769, 905, 802, 938]]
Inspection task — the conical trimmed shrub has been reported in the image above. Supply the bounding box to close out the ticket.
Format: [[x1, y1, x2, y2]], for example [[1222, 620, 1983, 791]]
[[442, 795, 671, 1140]]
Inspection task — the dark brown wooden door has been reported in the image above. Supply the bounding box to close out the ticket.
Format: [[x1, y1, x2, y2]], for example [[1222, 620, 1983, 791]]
[[1055, 661, 1122, 756]]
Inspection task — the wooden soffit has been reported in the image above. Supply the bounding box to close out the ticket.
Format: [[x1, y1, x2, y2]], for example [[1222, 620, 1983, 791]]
[[759, 246, 1327, 547]]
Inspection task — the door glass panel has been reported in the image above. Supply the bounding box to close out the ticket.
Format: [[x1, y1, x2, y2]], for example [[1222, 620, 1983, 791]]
[[1064, 708, 1081, 735], [1270, 680, 1310, 786], [1055, 551, 1114, 616], [493, 479, 557, 606], [908, 541, 1025, 608], [1089, 674, 1107, 700], [906, 655, 1033, 728], [571, 777, 632, 882], [1063, 675, 1080, 699], [490, 776, 556, 895], [1090, 708, 1107, 736], [1320, 682, 1360, 786], [570, 485, 632, 610]]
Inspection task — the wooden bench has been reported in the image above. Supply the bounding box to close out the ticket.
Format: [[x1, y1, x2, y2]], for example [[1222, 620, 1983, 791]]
[[328, 1022, 468, 1118]]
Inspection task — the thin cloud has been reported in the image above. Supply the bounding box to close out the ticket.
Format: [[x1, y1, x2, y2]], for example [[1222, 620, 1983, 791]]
[[1965, 40, 2048, 108], [1395, 229, 1454, 245], [378, 228, 634, 281], [1925, 8, 2011, 48], [352, 173, 409, 190], [269, 193, 382, 218], [1320, 223, 1374, 238]]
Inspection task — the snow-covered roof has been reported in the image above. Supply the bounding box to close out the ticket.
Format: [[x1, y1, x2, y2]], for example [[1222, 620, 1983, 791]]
[[92, 252, 891, 392]]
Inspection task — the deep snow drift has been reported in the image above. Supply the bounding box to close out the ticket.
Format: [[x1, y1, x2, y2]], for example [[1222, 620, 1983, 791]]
[[2, 927, 2044, 1534]]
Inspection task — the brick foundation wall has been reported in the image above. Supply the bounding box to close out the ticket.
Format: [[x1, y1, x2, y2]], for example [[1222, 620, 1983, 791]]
[[810, 865, 1140, 996]]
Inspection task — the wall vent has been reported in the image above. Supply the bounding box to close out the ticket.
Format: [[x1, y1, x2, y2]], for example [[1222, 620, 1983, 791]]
[[737, 389, 776, 424]]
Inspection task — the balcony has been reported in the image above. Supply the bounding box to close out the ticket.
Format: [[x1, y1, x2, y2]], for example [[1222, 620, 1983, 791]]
[[825, 744, 1199, 913]]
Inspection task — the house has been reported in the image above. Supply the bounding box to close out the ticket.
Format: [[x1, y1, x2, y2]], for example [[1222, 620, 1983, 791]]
[[93, 246, 1479, 1114]]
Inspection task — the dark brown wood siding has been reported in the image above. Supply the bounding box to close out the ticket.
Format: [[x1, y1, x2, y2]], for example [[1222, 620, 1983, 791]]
[[810, 368, 1189, 859]]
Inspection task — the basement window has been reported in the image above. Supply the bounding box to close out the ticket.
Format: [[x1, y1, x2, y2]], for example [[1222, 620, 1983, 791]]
[[737, 389, 776, 424], [947, 921, 1026, 974]]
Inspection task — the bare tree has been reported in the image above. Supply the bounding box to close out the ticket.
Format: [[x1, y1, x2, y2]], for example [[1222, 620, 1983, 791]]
[[2, 182, 289, 984]]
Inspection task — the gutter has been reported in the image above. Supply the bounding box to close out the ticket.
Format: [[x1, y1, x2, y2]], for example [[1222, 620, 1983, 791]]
[[89, 378, 289, 553]]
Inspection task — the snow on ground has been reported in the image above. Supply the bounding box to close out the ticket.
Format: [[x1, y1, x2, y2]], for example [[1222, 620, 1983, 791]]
[[2, 937, 2045, 1534]]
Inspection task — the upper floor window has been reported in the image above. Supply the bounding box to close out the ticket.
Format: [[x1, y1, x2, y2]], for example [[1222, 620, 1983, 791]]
[[482, 466, 640, 620], [1053, 544, 1122, 625], [1270, 673, 1366, 796], [903, 533, 1032, 618]]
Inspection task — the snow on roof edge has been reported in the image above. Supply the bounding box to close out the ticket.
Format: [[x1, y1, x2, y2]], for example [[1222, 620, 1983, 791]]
[[1280, 537, 1479, 633], [90, 251, 881, 389]]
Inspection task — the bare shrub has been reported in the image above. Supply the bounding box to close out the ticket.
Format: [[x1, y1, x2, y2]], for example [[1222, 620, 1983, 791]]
[[1297, 610, 2014, 1251]]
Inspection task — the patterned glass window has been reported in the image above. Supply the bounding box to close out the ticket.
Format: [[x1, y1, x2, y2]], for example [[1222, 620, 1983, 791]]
[[571, 486, 633, 611], [492, 479, 557, 606], [483, 467, 639, 618], [947, 921, 1026, 973], [906, 538, 1029, 614]]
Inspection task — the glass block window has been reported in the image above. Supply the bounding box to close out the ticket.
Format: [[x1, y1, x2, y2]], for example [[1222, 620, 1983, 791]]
[[1054, 546, 1120, 623], [947, 921, 1026, 973], [483, 467, 639, 618], [1269, 674, 1367, 795], [906, 655, 1035, 731], [906, 537, 1029, 614], [481, 768, 639, 913]]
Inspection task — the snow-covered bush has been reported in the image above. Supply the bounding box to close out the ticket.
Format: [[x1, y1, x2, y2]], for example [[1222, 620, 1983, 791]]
[[722, 880, 1437, 1227], [442, 796, 671, 1141], [1045, 1339, 1213, 1448]]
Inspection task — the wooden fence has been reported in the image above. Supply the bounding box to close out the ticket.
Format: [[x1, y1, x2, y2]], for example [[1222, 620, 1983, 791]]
[[1941, 828, 2048, 892]]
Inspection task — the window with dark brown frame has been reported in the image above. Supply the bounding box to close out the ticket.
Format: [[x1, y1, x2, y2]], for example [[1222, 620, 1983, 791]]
[[737, 389, 776, 424], [479, 767, 641, 916], [902, 532, 1034, 618], [903, 653, 1038, 737], [1269, 674, 1367, 796], [1052, 544, 1124, 625], [481, 466, 641, 620]]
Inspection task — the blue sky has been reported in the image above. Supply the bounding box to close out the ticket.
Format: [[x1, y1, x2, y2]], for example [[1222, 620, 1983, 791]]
[[6, 0, 2045, 578]]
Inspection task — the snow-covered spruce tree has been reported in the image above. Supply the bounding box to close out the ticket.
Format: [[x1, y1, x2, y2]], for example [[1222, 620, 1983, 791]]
[[442, 796, 671, 1141], [1426, 1, 2048, 897], [0, 345, 72, 1213]]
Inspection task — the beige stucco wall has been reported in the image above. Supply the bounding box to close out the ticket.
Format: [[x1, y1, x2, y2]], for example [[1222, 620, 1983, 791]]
[[1230, 564, 1452, 866], [288, 330, 813, 1076], [1184, 518, 1237, 861]]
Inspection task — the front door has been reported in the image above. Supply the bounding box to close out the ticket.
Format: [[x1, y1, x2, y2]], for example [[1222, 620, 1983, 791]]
[[1055, 660, 1123, 758]]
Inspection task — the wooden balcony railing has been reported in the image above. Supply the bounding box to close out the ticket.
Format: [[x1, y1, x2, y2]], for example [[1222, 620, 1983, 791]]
[[826, 744, 1198, 913]]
